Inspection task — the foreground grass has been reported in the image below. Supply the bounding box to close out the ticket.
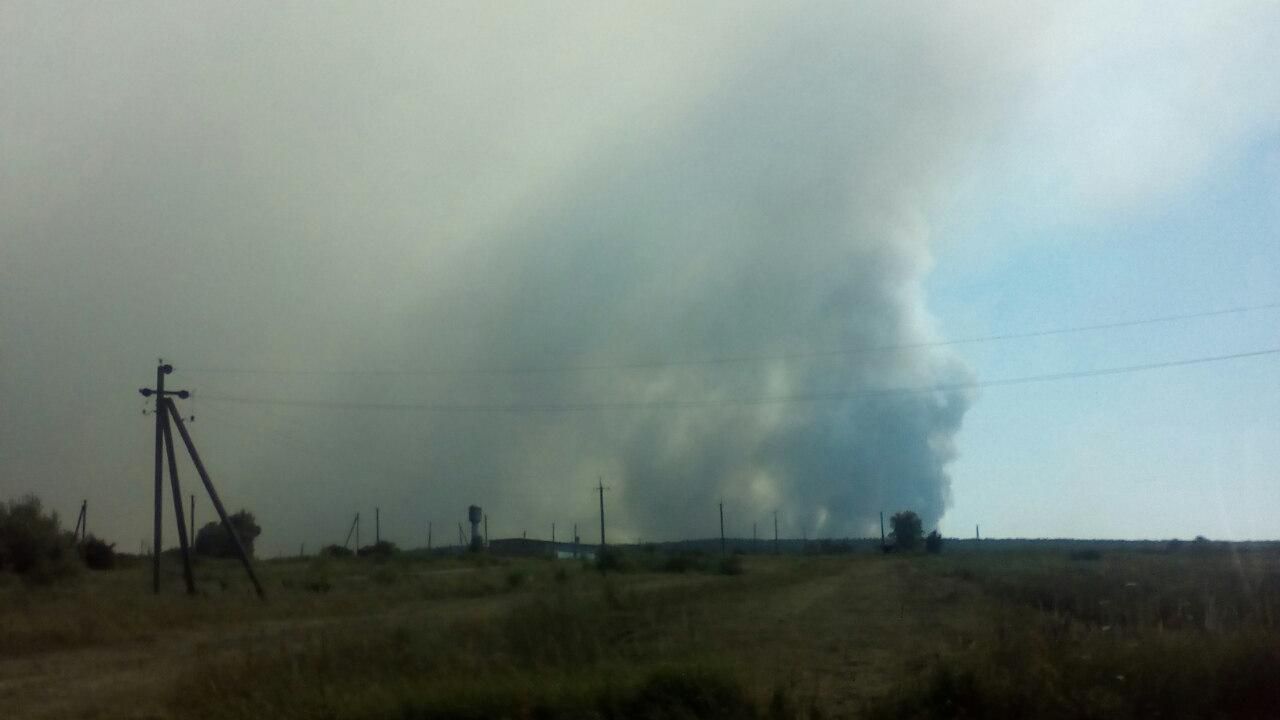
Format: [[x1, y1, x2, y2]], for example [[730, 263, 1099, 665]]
[[171, 558, 827, 719], [866, 547, 1280, 719], [0, 553, 524, 657], [5, 546, 1278, 718]]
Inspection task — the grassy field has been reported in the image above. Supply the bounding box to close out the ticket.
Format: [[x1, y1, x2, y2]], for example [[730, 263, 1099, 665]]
[[1, 544, 1277, 719]]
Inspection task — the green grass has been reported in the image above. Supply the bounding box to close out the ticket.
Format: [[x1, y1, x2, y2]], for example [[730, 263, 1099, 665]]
[[4, 545, 1278, 718], [866, 547, 1280, 719]]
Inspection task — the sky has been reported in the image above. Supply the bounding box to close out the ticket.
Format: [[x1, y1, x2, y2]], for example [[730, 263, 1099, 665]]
[[2, 2, 1278, 555]]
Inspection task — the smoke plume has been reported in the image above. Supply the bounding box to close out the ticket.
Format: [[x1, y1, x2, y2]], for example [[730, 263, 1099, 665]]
[[1, 2, 1046, 549]]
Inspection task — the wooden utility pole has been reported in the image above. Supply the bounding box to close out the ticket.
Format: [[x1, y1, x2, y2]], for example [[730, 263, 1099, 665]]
[[375, 507, 380, 545], [151, 363, 166, 593], [140, 362, 194, 594], [427, 521, 432, 551], [597, 478, 608, 548], [975, 524, 981, 541], [719, 501, 725, 555], [552, 522, 556, 545], [344, 513, 360, 551], [880, 511, 886, 548], [160, 412, 196, 594], [72, 500, 87, 544]]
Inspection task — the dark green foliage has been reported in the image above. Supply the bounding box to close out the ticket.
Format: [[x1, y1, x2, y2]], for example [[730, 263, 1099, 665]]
[[890, 511, 923, 551], [193, 510, 261, 558], [925, 530, 943, 554], [717, 555, 744, 575], [811, 539, 853, 554], [662, 553, 703, 573], [80, 534, 116, 570], [1068, 548, 1102, 561], [320, 544, 353, 558], [0, 495, 78, 584], [595, 546, 627, 573], [619, 666, 760, 719], [357, 540, 398, 558], [398, 665, 770, 720], [867, 626, 1280, 720]]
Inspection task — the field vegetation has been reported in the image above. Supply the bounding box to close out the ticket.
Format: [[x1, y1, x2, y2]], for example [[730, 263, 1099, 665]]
[[1, 517, 1277, 719]]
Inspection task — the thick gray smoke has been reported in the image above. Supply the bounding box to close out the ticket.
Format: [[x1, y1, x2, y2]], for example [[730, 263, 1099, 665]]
[[1, 3, 1041, 551]]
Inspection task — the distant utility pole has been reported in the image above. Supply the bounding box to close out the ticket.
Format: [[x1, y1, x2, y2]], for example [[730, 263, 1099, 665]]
[[879, 511, 886, 548], [345, 512, 360, 551], [773, 510, 779, 555], [72, 500, 87, 544], [457, 523, 465, 548], [552, 522, 556, 545], [375, 507, 380, 545], [483, 514, 489, 548], [141, 363, 263, 598], [573, 522, 580, 558], [427, 521, 432, 551], [719, 501, 726, 555], [597, 478, 608, 547], [975, 524, 981, 541]]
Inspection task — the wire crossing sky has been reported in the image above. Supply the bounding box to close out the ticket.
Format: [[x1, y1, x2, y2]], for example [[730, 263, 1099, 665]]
[[181, 300, 1280, 377], [2, 2, 1278, 553], [194, 347, 1280, 414]]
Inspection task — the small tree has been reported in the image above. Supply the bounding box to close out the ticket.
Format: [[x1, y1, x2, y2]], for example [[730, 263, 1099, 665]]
[[0, 495, 78, 583], [356, 540, 398, 558], [81, 535, 117, 569], [889, 511, 923, 552], [925, 530, 943, 554], [193, 510, 261, 558], [321, 544, 353, 558]]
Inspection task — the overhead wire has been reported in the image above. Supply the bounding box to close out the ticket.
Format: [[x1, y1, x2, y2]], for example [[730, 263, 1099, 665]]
[[196, 347, 1280, 415], [182, 300, 1280, 378]]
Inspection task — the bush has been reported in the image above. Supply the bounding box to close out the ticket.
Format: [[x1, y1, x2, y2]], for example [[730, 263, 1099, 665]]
[[595, 546, 628, 573], [717, 555, 745, 576], [925, 530, 944, 554], [320, 544, 353, 558], [662, 553, 704, 573], [193, 510, 261, 558], [0, 495, 78, 584], [1069, 548, 1103, 561], [80, 535, 116, 570], [357, 540, 399, 558], [891, 511, 923, 551]]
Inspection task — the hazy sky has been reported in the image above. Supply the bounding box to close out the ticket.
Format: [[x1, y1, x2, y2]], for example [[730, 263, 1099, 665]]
[[3, 2, 1278, 555]]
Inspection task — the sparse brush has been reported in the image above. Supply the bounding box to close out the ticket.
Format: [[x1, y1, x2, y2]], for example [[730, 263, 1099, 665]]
[[0, 495, 79, 584]]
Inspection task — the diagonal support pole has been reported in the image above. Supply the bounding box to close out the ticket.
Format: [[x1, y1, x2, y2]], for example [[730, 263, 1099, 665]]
[[160, 405, 197, 595], [344, 512, 359, 550], [166, 398, 265, 599]]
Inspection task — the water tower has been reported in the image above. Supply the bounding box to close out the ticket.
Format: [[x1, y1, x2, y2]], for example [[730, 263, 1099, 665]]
[[468, 505, 483, 550]]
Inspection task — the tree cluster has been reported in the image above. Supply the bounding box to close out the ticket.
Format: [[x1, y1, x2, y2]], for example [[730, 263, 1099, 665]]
[[194, 510, 261, 558]]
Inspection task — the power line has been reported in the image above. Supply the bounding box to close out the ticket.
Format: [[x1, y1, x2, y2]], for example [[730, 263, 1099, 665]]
[[196, 346, 1280, 415], [182, 300, 1280, 378]]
